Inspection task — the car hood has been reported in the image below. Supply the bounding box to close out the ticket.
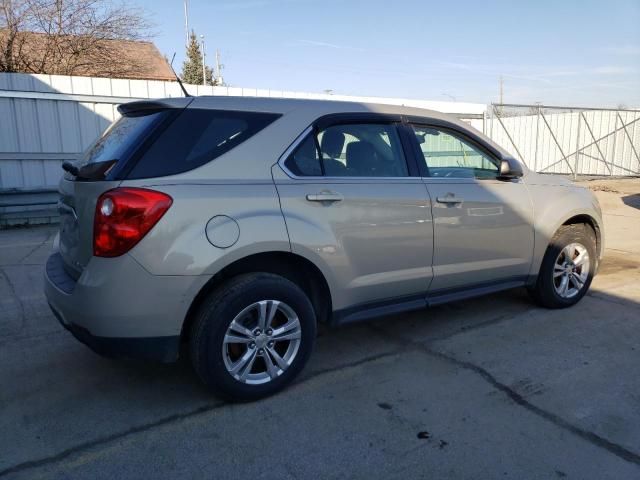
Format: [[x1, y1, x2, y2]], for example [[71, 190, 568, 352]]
[[524, 171, 576, 187]]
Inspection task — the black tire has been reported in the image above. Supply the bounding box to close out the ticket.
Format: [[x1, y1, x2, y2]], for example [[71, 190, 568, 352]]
[[529, 224, 596, 309], [190, 273, 316, 401]]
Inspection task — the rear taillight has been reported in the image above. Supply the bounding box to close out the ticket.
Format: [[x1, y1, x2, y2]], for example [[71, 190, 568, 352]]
[[94, 187, 172, 257]]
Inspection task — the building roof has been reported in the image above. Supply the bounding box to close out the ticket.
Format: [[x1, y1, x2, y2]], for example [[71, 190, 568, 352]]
[[1, 30, 174, 81]]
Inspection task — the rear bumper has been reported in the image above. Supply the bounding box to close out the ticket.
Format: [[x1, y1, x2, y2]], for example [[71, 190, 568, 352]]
[[44, 251, 209, 362], [49, 302, 179, 362]]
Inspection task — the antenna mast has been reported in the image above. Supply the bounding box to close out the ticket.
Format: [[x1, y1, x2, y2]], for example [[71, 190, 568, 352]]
[[183, 0, 189, 47], [169, 53, 191, 97]]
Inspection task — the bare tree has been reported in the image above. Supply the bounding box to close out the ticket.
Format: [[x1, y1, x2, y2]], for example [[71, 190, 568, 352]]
[[0, 0, 31, 72], [0, 0, 153, 76]]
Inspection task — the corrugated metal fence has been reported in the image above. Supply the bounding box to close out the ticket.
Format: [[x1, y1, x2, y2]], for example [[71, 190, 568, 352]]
[[485, 104, 640, 177]]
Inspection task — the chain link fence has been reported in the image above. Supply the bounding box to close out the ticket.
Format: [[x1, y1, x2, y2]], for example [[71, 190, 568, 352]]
[[485, 104, 640, 177]]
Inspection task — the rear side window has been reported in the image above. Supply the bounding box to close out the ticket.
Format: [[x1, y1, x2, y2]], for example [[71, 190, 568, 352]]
[[127, 109, 280, 179]]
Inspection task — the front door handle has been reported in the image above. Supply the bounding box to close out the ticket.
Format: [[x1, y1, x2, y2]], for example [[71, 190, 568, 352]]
[[436, 195, 464, 205], [306, 192, 343, 203]]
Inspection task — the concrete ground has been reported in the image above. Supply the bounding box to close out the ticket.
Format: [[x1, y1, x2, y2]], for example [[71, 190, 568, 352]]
[[1, 179, 639, 479]]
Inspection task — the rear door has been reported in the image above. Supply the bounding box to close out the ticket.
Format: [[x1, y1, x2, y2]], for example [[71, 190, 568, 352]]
[[408, 123, 534, 293], [274, 116, 434, 313]]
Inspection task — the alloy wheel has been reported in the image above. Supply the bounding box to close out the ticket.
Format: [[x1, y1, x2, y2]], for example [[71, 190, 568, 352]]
[[222, 300, 302, 385], [553, 242, 590, 299]]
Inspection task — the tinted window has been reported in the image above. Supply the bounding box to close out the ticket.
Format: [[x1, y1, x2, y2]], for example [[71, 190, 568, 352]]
[[286, 123, 408, 177], [284, 134, 322, 176], [412, 126, 499, 179], [82, 111, 164, 167], [127, 109, 279, 179]]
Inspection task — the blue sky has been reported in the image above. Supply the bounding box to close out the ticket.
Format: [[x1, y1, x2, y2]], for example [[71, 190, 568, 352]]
[[136, 0, 640, 107]]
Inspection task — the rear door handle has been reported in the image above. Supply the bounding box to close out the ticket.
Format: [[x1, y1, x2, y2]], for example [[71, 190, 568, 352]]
[[306, 192, 343, 203], [436, 195, 464, 205]]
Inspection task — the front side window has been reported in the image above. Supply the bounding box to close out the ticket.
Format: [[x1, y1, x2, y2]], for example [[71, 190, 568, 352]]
[[412, 126, 499, 179], [284, 123, 408, 177]]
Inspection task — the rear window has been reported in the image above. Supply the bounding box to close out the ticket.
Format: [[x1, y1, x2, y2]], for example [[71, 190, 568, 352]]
[[126, 109, 280, 179], [81, 111, 165, 167]]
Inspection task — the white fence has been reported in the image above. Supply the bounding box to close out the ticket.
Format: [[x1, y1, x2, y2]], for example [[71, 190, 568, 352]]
[[485, 104, 640, 177]]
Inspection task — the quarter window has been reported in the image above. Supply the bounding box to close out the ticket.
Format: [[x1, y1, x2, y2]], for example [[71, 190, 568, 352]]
[[412, 126, 499, 179], [286, 134, 322, 176], [127, 109, 280, 179], [285, 123, 409, 177]]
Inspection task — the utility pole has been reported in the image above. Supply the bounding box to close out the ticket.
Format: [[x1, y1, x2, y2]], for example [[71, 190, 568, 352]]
[[200, 34, 206, 85], [499, 75, 504, 105], [215, 49, 224, 86], [183, 0, 189, 48]]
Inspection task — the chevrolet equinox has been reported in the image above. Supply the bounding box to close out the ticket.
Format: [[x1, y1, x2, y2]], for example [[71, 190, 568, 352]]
[[45, 97, 603, 401]]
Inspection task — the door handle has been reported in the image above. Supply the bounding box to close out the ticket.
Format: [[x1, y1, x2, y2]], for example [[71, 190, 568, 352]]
[[306, 192, 343, 203], [436, 195, 464, 205]]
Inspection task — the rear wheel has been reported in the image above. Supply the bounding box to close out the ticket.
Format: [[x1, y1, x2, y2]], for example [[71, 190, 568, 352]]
[[529, 224, 596, 308], [190, 273, 316, 401]]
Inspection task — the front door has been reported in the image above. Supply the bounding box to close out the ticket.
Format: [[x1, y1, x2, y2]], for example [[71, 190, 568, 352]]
[[273, 119, 434, 312], [409, 124, 534, 293]]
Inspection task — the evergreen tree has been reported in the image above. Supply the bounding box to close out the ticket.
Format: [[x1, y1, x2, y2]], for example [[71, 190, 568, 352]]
[[181, 31, 216, 85]]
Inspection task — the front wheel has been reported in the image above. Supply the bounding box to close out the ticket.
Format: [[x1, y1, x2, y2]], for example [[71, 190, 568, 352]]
[[529, 224, 596, 308], [190, 273, 316, 401]]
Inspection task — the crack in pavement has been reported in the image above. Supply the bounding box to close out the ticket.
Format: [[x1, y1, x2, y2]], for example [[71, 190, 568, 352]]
[[0, 401, 225, 478], [0, 267, 26, 332], [0, 348, 405, 478], [0, 328, 64, 347], [16, 230, 55, 264], [368, 325, 640, 467], [414, 308, 531, 344]]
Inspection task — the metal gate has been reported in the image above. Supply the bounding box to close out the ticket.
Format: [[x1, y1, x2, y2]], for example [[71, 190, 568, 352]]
[[485, 104, 640, 177]]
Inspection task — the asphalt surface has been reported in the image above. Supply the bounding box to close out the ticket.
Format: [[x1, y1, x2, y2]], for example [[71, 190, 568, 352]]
[[1, 180, 639, 479]]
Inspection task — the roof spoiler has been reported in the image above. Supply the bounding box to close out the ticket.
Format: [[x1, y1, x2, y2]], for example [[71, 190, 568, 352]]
[[117, 98, 193, 116]]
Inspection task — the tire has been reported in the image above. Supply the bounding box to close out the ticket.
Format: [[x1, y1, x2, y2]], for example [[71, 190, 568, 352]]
[[529, 224, 596, 309], [190, 273, 316, 401]]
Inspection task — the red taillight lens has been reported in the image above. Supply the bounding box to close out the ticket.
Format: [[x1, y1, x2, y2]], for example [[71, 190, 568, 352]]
[[94, 187, 172, 257]]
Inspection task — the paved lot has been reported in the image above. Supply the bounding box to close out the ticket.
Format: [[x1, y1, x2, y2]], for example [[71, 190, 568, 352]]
[[1, 179, 639, 479]]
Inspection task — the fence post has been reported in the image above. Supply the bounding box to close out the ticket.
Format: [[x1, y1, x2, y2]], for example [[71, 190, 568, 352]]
[[534, 105, 541, 172], [574, 111, 581, 179]]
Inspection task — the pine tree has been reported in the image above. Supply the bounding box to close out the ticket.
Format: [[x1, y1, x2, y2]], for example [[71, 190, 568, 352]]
[[181, 31, 216, 85]]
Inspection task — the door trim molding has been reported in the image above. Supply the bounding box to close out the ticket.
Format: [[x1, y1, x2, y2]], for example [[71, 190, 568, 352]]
[[330, 276, 529, 326]]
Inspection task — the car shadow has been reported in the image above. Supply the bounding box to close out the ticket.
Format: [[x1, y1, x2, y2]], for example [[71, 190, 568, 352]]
[[622, 194, 640, 210]]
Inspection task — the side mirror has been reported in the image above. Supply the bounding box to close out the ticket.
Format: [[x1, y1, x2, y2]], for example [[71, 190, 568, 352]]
[[498, 158, 523, 179]]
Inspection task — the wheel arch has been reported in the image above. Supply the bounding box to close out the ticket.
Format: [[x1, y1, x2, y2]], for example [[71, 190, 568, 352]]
[[560, 213, 602, 260], [530, 207, 603, 279], [181, 251, 333, 343]]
